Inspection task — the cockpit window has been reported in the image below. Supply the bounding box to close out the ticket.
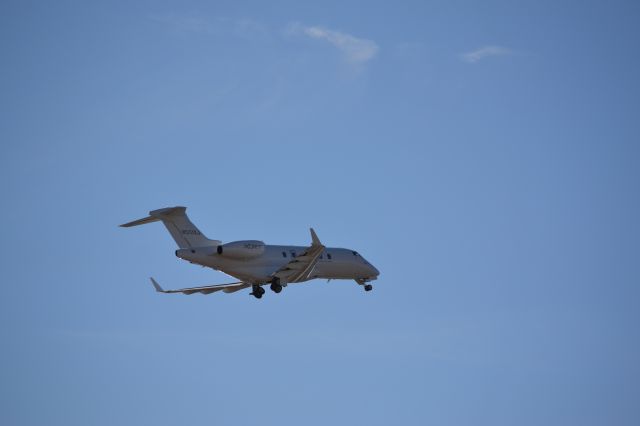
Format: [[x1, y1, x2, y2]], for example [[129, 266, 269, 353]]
[[352, 251, 358, 256]]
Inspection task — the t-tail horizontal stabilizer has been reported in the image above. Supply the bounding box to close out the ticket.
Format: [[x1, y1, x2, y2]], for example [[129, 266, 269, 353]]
[[120, 206, 220, 248]]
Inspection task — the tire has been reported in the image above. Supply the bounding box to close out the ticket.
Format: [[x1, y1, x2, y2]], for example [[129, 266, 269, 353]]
[[252, 285, 265, 298]]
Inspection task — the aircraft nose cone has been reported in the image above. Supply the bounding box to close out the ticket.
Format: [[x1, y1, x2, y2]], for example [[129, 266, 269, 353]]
[[370, 264, 380, 277]]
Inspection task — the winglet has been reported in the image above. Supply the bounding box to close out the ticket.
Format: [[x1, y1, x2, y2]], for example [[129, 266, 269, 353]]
[[310, 228, 322, 246], [150, 277, 166, 293]]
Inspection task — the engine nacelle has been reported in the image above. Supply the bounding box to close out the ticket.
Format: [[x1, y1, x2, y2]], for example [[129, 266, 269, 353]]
[[216, 240, 265, 259]]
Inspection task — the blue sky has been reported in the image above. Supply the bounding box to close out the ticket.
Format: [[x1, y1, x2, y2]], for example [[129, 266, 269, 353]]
[[1, 1, 639, 425]]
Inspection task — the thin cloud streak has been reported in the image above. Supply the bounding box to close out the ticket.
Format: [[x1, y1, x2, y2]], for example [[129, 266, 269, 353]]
[[287, 23, 379, 65], [461, 45, 512, 63]]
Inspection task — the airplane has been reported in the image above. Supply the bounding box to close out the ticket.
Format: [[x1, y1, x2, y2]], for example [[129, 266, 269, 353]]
[[120, 206, 379, 299]]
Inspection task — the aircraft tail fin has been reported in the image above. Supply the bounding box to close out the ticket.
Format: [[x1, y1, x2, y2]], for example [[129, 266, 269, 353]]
[[120, 206, 220, 248]]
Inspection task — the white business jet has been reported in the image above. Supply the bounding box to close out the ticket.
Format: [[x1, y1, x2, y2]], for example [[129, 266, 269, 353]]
[[120, 207, 379, 299]]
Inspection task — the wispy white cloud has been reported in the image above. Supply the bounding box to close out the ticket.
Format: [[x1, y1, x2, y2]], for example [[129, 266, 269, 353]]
[[287, 23, 379, 65], [461, 45, 512, 63]]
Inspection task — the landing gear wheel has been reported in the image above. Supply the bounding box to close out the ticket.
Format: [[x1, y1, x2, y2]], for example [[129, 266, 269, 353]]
[[270, 283, 283, 293], [270, 277, 283, 293], [251, 285, 265, 299], [364, 284, 373, 292]]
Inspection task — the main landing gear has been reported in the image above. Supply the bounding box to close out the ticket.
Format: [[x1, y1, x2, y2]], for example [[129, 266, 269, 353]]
[[252, 278, 284, 299], [270, 277, 283, 294], [364, 284, 373, 292], [251, 285, 265, 299]]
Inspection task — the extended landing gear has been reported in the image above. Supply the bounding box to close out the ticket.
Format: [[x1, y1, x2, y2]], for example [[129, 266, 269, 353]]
[[355, 279, 373, 292], [251, 279, 284, 299], [251, 285, 265, 299], [270, 277, 283, 294]]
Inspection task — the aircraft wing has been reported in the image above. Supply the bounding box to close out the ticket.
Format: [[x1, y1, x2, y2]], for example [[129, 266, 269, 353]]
[[150, 277, 252, 295], [272, 228, 325, 284]]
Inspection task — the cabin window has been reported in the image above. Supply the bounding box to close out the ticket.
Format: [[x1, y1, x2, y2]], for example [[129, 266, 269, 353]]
[[282, 251, 287, 258], [291, 251, 296, 258], [327, 253, 332, 260]]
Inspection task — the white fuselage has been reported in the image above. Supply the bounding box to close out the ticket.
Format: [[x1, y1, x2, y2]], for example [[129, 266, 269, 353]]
[[176, 244, 379, 285]]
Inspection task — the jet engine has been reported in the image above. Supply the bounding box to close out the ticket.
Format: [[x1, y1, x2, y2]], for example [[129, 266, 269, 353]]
[[216, 240, 265, 259]]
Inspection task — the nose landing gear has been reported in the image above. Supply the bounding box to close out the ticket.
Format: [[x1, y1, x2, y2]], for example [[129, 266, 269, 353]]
[[355, 279, 374, 292]]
